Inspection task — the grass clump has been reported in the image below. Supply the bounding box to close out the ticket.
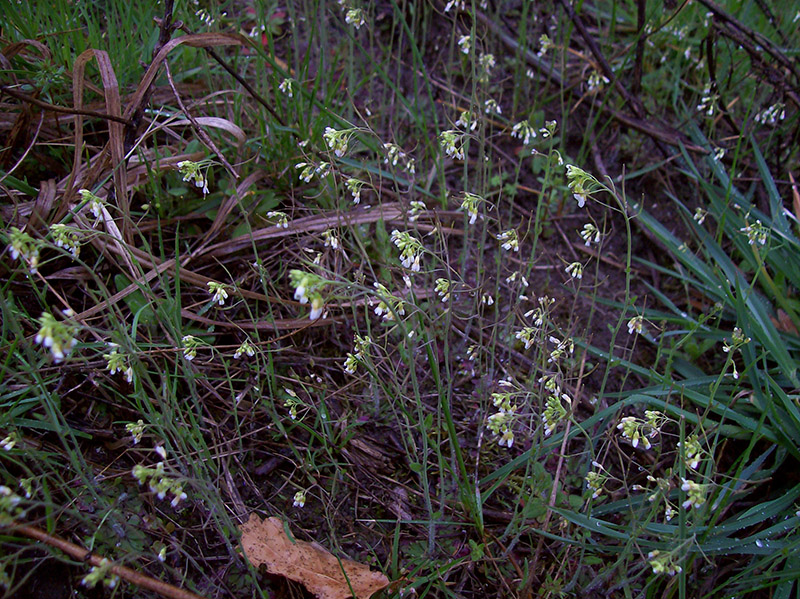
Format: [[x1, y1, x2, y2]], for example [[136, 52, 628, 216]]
[[1, 1, 799, 598]]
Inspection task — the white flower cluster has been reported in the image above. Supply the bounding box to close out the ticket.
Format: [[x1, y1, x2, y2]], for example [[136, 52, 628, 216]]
[[296, 161, 331, 183], [36, 311, 78, 362], [754, 102, 786, 126], [81, 557, 119, 590], [207, 281, 230, 306], [511, 120, 537, 145], [455, 110, 478, 131], [565, 261, 583, 280], [647, 550, 682, 576], [177, 160, 210, 195], [234, 338, 256, 359], [459, 192, 485, 225], [49, 224, 81, 259], [740, 219, 767, 246], [289, 270, 328, 320], [278, 78, 294, 97], [132, 460, 187, 508], [487, 387, 517, 448], [496, 229, 519, 252], [343, 334, 371, 374], [78, 188, 105, 220], [434, 278, 451, 303], [542, 390, 569, 437], [390, 230, 424, 271], [346, 178, 365, 204], [104, 345, 134, 383], [381, 142, 415, 174], [696, 83, 718, 117], [7, 226, 41, 274], [344, 8, 365, 28], [585, 463, 608, 500], [565, 164, 595, 208], [579, 223, 601, 246], [439, 130, 465, 161], [323, 126, 355, 158], [372, 282, 405, 321], [181, 335, 202, 361], [266, 210, 290, 228]]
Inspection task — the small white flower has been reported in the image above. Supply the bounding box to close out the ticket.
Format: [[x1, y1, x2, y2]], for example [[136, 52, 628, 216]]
[[391, 230, 424, 271], [496, 229, 519, 252], [279, 78, 294, 97], [207, 282, 229, 306], [627, 315, 645, 335], [35, 311, 78, 362], [693, 208, 707, 225], [7, 226, 41, 273], [439, 130, 465, 161], [181, 335, 200, 361], [293, 490, 306, 508], [345, 8, 365, 29], [346, 178, 365, 204], [79, 189, 105, 220], [234, 339, 256, 359], [177, 160, 210, 195], [266, 211, 289, 228], [444, 0, 466, 12], [309, 296, 324, 320], [455, 110, 477, 131], [126, 420, 146, 444], [1, 432, 18, 451], [565, 262, 583, 280], [579, 223, 601, 246]]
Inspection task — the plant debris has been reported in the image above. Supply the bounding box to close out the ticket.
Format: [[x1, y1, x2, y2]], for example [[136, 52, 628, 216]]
[[239, 515, 389, 599]]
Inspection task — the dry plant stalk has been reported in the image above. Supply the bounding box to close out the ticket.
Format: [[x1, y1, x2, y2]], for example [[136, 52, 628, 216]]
[[7, 522, 206, 599]]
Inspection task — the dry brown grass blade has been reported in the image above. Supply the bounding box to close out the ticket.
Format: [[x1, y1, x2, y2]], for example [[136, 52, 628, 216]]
[[0, 101, 44, 188], [789, 171, 800, 223], [205, 203, 407, 257], [66, 248, 333, 334], [201, 170, 268, 246], [68, 49, 128, 240], [122, 32, 253, 122], [180, 308, 337, 331], [68, 255, 178, 324], [60, 33, 248, 235], [29, 178, 57, 229], [170, 116, 246, 148], [1, 38, 51, 63]]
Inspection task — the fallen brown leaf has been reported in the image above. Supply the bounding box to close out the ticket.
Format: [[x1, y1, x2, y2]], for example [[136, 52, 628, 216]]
[[239, 515, 389, 599], [771, 309, 799, 335]]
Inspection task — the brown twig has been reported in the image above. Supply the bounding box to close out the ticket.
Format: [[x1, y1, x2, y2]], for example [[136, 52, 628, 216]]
[[124, 0, 178, 155], [163, 60, 238, 179], [475, 6, 706, 153], [167, 19, 289, 130], [558, 0, 647, 121], [697, 0, 800, 83], [7, 522, 207, 599], [0, 84, 130, 125]]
